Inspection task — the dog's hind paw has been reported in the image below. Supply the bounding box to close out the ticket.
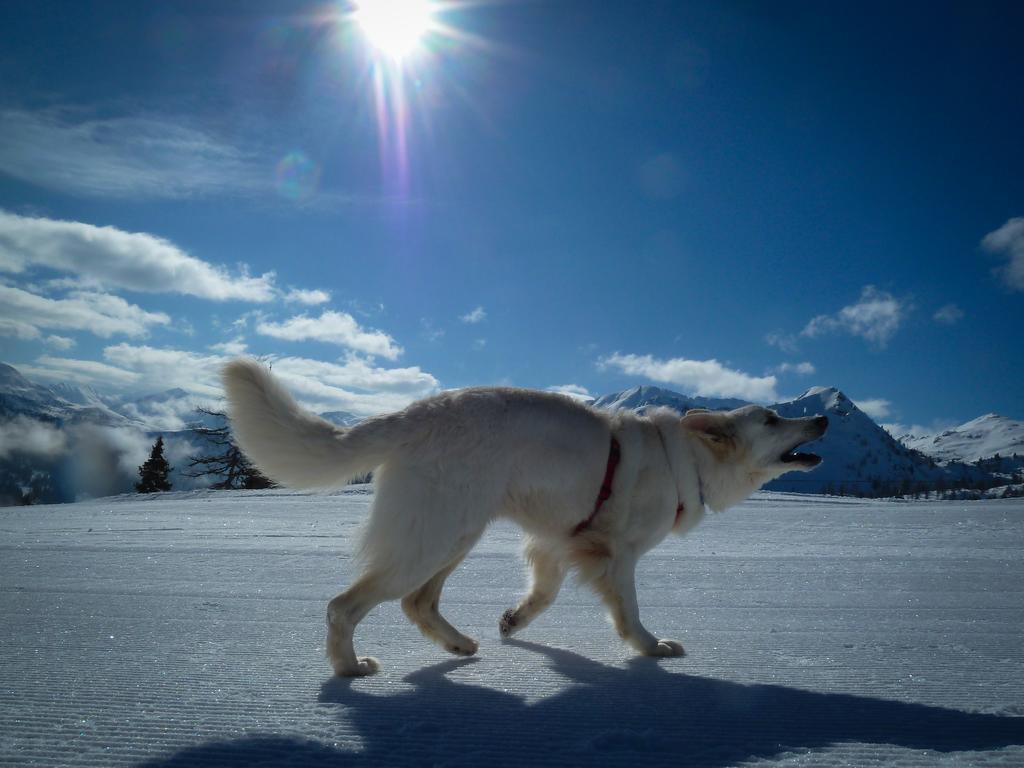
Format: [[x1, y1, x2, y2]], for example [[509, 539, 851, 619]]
[[499, 608, 519, 638], [646, 639, 685, 657], [335, 656, 380, 677]]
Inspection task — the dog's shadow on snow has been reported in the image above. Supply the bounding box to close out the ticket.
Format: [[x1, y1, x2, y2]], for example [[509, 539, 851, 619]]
[[141, 638, 1023, 767]]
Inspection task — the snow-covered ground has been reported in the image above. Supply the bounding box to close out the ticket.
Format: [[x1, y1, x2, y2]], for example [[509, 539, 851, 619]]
[[2, 488, 1023, 767]]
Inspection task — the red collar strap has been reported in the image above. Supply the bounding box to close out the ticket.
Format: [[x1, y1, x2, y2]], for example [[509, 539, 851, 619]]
[[571, 436, 688, 536], [673, 501, 687, 528], [572, 437, 621, 536]]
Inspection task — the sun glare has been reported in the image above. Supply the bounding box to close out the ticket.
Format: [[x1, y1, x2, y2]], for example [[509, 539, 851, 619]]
[[354, 0, 434, 61], [339, 0, 487, 194]]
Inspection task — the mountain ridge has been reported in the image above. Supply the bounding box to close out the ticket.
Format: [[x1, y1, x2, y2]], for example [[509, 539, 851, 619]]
[[899, 413, 1024, 462], [0, 361, 1014, 504]]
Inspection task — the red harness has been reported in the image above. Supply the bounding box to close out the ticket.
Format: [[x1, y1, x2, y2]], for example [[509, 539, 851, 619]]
[[572, 437, 620, 535], [571, 437, 685, 535]]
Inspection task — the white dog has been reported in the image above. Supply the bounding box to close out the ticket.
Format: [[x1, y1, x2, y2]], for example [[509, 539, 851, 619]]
[[223, 359, 827, 676]]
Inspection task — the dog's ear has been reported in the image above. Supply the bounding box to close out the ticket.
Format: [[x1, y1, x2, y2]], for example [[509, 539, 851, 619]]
[[681, 410, 734, 444]]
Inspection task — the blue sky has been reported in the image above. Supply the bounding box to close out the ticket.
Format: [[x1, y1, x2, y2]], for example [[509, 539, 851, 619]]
[[1, 0, 1022, 432]]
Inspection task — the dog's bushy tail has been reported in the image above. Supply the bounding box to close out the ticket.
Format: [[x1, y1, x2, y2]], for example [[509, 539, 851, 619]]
[[222, 358, 399, 489]]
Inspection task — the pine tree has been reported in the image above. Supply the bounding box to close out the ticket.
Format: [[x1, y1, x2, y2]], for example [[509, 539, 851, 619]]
[[136, 436, 173, 493], [185, 407, 274, 490]]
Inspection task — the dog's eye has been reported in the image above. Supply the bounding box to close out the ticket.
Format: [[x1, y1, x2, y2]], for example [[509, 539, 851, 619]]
[[764, 415, 779, 426]]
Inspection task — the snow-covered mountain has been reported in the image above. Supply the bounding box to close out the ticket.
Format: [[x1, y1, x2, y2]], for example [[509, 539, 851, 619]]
[[900, 414, 1024, 466], [47, 380, 107, 408], [594, 383, 999, 497], [0, 363, 129, 426], [0, 361, 1012, 504], [767, 387, 992, 495], [591, 384, 748, 413], [0, 362, 70, 420]]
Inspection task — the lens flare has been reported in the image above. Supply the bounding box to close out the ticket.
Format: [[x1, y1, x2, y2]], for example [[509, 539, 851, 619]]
[[274, 151, 321, 202]]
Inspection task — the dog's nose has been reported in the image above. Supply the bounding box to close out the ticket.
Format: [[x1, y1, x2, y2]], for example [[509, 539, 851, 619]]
[[814, 415, 828, 431]]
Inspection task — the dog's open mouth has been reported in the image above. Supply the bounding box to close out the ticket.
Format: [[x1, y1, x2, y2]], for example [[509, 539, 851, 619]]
[[780, 445, 822, 466]]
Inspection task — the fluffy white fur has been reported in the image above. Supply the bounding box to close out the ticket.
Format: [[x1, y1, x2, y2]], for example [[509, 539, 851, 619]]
[[222, 358, 827, 676]]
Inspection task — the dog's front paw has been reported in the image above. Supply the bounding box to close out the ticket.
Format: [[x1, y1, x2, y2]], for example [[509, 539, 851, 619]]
[[499, 608, 519, 638], [646, 639, 685, 657], [445, 637, 479, 656]]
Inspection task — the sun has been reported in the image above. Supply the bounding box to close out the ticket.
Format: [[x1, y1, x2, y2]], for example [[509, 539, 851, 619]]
[[354, 0, 435, 61]]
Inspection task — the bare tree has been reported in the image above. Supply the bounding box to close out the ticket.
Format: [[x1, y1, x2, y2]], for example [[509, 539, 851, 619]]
[[185, 407, 274, 490]]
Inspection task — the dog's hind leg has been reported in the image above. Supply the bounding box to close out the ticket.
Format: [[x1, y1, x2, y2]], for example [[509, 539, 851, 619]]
[[327, 553, 473, 676], [499, 541, 566, 638], [589, 553, 685, 658], [327, 467, 492, 676], [326, 573, 390, 677], [401, 549, 479, 656]]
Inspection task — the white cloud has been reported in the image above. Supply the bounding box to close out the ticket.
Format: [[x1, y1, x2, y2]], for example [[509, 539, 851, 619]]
[[0, 284, 169, 338], [772, 361, 816, 376], [0, 415, 68, 459], [765, 331, 799, 354], [25, 344, 440, 419], [0, 209, 277, 302], [80, 424, 154, 482], [102, 344, 227, 398], [284, 288, 331, 305], [546, 384, 593, 401], [599, 352, 778, 401], [801, 286, 909, 347], [472, 338, 487, 350], [981, 217, 1024, 291], [45, 334, 76, 350], [0, 108, 267, 200], [933, 303, 964, 325], [26, 345, 231, 403], [209, 337, 248, 356], [460, 306, 486, 324], [0, 317, 42, 340], [420, 318, 445, 343], [271, 354, 437, 395], [113, 393, 209, 433], [21, 355, 143, 388], [854, 398, 892, 420], [270, 355, 439, 415], [256, 310, 403, 359]]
